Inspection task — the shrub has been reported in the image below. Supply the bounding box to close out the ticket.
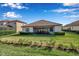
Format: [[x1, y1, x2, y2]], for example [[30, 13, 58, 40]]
[[57, 44, 65, 50], [54, 32, 65, 35], [31, 42, 38, 47], [18, 38, 24, 45], [43, 41, 56, 51], [75, 31, 79, 34], [69, 43, 78, 52], [19, 32, 33, 35], [50, 41, 56, 48]]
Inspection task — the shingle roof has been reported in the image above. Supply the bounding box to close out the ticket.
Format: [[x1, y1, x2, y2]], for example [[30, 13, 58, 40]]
[[23, 20, 62, 27], [0, 20, 26, 24], [64, 20, 79, 27]]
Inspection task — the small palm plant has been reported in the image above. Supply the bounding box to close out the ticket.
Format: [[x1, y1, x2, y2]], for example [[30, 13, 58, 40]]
[[18, 38, 24, 45], [57, 43, 64, 50], [44, 39, 55, 51]]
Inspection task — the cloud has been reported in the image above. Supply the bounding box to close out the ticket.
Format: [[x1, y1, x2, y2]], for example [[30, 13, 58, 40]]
[[63, 3, 79, 7], [64, 15, 79, 18], [51, 8, 77, 13], [63, 3, 78, 6], [3, 12, 22, 18], [63, 14, 79, 21], [1, 3, 29, 9]]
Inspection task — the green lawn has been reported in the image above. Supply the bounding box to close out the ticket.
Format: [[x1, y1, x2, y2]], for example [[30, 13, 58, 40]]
[[52, 32, 79, 47], [0, 32, 79, 56], [0, 43, 78, 56]]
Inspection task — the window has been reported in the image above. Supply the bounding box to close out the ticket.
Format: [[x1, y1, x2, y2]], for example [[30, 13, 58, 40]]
[[26, 28, 29, 32], [0, 23, 3, 25], [50, 28, 53, 32]]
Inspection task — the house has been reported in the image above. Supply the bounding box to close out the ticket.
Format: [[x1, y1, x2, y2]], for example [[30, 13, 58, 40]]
[[22, 20, 62, 34], [63, 20, 79, 31], [0, 20, 26, 32]]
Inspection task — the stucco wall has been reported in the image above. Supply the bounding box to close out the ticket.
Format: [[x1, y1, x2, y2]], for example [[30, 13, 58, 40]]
[[53, 26, 62, 32], [63, 26, 70, 30], [16, 22, 26, 32]]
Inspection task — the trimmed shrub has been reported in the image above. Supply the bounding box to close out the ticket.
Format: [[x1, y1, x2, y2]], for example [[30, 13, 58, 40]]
[[19, 32, 33, 35], [54, 32, 65, 35], [75, 31, 79, 34]]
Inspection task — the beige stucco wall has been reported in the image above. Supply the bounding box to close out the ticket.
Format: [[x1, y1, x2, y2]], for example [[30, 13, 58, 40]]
[[63, 26, 71, 30], [16, 22, 26, 32], [53, 26, 62, 32]]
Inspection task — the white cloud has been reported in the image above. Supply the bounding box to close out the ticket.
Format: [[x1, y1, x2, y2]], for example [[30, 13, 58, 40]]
[[70, 15, 79, 17], [51, 8, 73, 13], [63, 3, 77, 6], [51, 8, 79, 13], [64, 15, 79, 18], [3, 12, 22, 18], [1, 3, 29, 9], [63, 3, 79, 6]]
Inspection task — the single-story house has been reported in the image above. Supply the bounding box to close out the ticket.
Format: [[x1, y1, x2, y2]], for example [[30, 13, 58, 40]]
[[63, 20, 79, 31], [22, 20, 62, 33], [0, 20, 26, 32]]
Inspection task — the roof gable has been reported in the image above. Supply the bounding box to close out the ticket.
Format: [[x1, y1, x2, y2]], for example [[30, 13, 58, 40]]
[[65, 20, 79, 26], [23, 20, 62, 27], [0, 20, 26, 24]]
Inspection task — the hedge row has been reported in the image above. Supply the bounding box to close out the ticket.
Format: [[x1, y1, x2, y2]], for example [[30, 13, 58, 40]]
[[19, 32, 65, 35], [63, 30, 79, 34], [54, 32, 65, 35]]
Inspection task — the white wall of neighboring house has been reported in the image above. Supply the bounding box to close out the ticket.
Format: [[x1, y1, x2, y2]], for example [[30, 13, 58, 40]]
[[0, 22, 16, 30], [53, 26, 62, 32], [71, 26, 79, 31], [63, 26, 70, 30]]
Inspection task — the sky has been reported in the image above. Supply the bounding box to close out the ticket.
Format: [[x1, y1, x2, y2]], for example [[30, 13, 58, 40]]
[[0, 3, 79, 25]]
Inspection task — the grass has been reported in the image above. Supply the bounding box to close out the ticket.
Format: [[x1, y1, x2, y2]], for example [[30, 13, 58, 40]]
[[0, 32, 79, 56], [0, 43, 78, 56], [0, 30, 15, 36], [51, 32, 79, 47]]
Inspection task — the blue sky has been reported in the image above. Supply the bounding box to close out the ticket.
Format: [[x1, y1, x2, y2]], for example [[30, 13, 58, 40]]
[[0, 3, 79, 25]]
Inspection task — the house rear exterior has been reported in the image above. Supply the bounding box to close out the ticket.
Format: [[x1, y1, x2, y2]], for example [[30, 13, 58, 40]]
[[22, 20, 62, 33], [63, 20, 79, 31], [0, 20, 26, 32]]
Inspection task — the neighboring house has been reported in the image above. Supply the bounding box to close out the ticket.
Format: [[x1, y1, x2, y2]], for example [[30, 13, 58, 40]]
[[22, 20, 62, 33], [0, 20, 26, 32], [63, 20, 79, 31]]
